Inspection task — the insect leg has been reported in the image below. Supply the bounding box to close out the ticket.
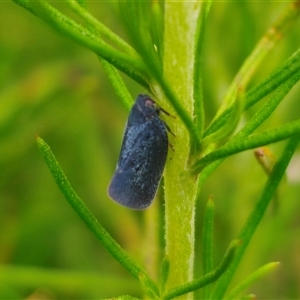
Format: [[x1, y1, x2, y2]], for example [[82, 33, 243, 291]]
[[163, 120, 176, 137]]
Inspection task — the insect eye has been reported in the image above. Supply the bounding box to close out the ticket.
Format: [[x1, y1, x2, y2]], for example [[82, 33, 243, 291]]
[[145, 99, 154, 107]]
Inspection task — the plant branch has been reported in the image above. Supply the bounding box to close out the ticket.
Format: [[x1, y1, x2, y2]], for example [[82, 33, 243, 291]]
[[163, 3, 202, 295]]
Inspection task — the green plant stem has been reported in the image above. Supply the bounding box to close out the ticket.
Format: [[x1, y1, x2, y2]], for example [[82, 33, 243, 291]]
[[163, 3, 201, 296], [205, 1, 300, 136], [25, 0, 150, 89], [211, 136, 300, 299], [163, 240, 240, 300], [36, 137, 159, 297]]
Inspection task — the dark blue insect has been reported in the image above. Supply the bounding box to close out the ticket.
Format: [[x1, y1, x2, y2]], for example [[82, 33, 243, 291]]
[[108, 94, 173, 209]]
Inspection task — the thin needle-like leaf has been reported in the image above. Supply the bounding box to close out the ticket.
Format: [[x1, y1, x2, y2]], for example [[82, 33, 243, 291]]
[[99, 58, 133, 110], [202, 197, 214, 299], [160, 256, 170, 294], [66, 0, 138, 58], [193, 118, 300, 173], [220, 1, 299, 114], [204, 48, 300, 137], [36, 137, 159, 297], [201, 87, 244, 149], [27, 0, 150, 89], [193, 0, 212, 138], [193, 70, 300, 174], [205, 2, 300, 137], [163, 240, 240, 300], [225, 262, 280, 299], [211, 137, 300, 299]]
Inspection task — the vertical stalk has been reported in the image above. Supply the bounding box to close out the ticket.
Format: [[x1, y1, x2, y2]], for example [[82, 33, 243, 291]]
[[163, 2, 201, 296]]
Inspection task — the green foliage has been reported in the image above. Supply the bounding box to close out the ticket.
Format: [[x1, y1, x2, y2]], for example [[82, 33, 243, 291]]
[[2, 1, 300, 299]]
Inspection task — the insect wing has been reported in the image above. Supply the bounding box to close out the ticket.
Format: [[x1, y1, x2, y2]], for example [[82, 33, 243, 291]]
[[108, 117, 168, 209], [116, 100, 149, 166]]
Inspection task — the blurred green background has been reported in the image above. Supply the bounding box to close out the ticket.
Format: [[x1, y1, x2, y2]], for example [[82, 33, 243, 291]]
[[0, 2, 300, 299]]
